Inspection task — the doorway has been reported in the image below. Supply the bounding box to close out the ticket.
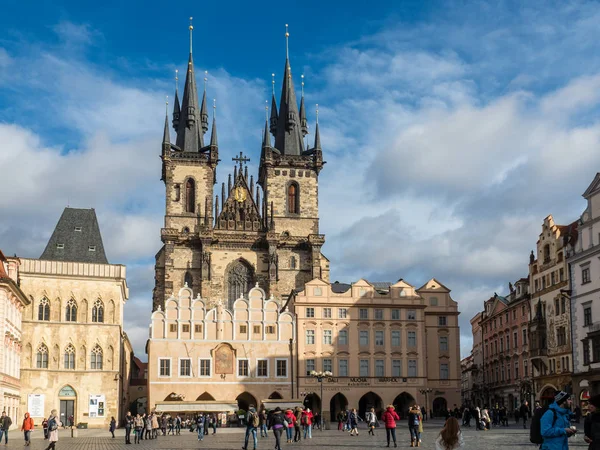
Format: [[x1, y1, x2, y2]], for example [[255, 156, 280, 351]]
[[60, 400, 75, 427]]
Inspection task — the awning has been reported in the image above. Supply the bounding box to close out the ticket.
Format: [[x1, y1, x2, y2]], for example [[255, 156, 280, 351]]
[[154, 401, 238, 413], [261, 399, 303, 410]]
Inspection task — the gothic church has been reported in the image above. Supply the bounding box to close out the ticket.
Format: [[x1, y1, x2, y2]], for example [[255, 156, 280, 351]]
[[153, 24, 328, 311]]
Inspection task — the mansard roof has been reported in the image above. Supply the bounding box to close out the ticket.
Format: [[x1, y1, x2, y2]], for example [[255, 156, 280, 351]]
[[40, 208, 109, 264]]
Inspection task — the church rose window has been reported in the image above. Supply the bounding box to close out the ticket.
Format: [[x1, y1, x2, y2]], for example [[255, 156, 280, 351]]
[[226, 260, 253, 309]]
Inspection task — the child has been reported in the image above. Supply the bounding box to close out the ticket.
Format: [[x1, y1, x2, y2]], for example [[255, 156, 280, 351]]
[[435, 417, 464, 450]]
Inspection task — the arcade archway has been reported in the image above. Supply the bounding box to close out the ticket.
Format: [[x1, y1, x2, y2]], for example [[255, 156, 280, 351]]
[[433, 397, 447, 417], [540, 386, 557, 407], [393, 392, 415, 419], [268, 392, 283, 400], [303, 393, 321, 413], [330, 393, 348, 422], [358, 391, 383, 419], [237, 392, 258, 412]]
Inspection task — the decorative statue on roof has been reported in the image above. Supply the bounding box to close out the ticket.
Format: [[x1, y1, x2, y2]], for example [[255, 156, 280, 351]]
[[509, 282, 514, 294]]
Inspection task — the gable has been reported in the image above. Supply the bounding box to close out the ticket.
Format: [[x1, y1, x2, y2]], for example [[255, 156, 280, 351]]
[[417, 278, 450, 293], [216, 168, 263, 229], [583, 172, 600, 199]]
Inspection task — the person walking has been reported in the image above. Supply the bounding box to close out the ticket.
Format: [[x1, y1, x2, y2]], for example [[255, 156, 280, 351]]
[[21, 412, 34, 446], [0, 411, 12, 445], [473, 407, 481, 431], [44, 410, 61, 450], [258, 408, 267, 438], [435, 417, 464, 450], [541, 391, 576, 449], [124, 411, 133, 444], [382, 404, 400, 448], [109, 416, 116, 438], [196, 414, 205, 441], [584, 394, 600, 449], [144, 415, 152, 440], [42, 418, 49, 440], [302, 408, 314, 439], [417, 404, 424, 444], [175, 415, 182, 435], [284, 408, 296, 443], [337, 411, 345, 431], [520, 402, 530, 430], [242, 405, 259, 450], [293, 407, 302, 442], [268, 407, 286, 450], [408, 405, 420, 447], [347, 408, 359, 436], [134, 414, 143, 444], [366, 407, 378, 436], [151, 413, 159, 439]]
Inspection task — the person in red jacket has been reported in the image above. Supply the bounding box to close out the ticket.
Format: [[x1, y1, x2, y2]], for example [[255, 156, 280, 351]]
[[301, 408, 314, 439], [21, 412, 35, 446], [381, 404, 400, 448], [284, 409, 296, 443]]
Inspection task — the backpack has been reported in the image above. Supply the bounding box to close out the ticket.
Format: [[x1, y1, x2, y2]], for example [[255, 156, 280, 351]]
[[301, 414, 308, 425], [250, 412, 260, 428], [530, 407, 557, 445], [48, 418, 58, 432]]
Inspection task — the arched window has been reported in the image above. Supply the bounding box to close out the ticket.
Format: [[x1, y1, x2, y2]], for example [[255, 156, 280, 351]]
[[64, 344, 75, 369], [38, 298, 50, 321], [290, 256, 297, 269], [543, 244, 550, 263], [184, 271, 193, 290], [92, 299, 104, 323], [287, 183, 299, 214], [36, 344, 48, 368], [90, 345, 103, 370], [65, 299, 77, 322], [226, 260, 253, 310], [185, 179, 196, 213]]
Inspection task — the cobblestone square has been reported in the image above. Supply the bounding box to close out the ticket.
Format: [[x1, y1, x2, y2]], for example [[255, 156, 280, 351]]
[[4, 420, 590, 449]]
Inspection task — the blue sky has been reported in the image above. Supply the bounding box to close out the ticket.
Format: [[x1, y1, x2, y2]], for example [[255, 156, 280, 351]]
[[2, 0, 600, 359]]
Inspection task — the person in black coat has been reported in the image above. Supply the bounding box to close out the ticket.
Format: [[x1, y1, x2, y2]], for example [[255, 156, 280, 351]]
[[585, 395, 600, 450]]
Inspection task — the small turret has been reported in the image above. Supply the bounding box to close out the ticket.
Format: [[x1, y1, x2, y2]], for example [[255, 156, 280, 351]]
[[172, 70, 181, 130], [270, 73, 278, 136], [200, 71, 209, 134], [299, 74, 308, 137]]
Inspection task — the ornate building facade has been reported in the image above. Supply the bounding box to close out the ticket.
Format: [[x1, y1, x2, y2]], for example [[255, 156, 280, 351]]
[[152, 23, 328, 313], [15, 207, 131, 427], [479, 279, 531, 411], [291, 278, 461, 420], [147, 285, 296, 414], [528, 215, 577, 404], [0, 250, 29, 429], [568, 173, 600, 411]]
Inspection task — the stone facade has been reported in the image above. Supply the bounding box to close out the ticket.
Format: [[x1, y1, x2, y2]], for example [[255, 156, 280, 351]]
[[16, 257, 130, 427], [464, 312, 483, 407], [568, 173, 600, 412], [479, 279, 532, 411], [528, 215, 577, 403], [147, 285, 297, 415], [291, 278, 461, 421], [0, 251, 29, 429]]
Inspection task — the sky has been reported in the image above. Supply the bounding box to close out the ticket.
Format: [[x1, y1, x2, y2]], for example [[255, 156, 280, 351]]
[[2, 0, 600, 361]]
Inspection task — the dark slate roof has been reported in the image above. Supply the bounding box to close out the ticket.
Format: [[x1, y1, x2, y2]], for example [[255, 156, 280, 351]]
[[331, 281, 351, 293], [371, 282, 392, 290], [40, 208, 109, 264]]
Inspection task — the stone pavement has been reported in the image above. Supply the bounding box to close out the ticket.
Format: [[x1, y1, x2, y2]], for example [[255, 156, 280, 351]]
[[1, 420, 591, 449]]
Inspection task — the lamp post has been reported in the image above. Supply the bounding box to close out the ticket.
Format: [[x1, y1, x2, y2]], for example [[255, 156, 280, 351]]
[[419, 388, 433, 419], [310, 370, 332, 431]]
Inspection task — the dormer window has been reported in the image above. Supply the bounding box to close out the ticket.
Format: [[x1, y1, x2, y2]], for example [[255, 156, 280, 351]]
[[89, 246, 96, 252], [56, 244, 64, 249], [74, 227, 82, 232]]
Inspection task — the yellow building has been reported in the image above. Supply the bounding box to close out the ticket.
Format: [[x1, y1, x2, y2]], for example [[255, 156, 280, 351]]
[[15, 207, 131, 427], [291, 278, 461, 420], [147, 285, 298, 415]]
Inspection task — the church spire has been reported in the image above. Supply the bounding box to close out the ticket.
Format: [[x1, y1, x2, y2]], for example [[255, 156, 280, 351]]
[[175, 17, 204, 152], [270, 73, 278, 136], [210, 99, 218, 148], [274, 24, 304, 155], [299, 74, 308, 137], [313, 103, 321, 150], [172, 69, 181, 130], [200, 71, 209, 134], [163, 97, 171, 147]]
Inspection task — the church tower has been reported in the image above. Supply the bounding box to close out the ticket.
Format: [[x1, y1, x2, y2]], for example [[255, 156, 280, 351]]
[[153, 23, 328, 311]]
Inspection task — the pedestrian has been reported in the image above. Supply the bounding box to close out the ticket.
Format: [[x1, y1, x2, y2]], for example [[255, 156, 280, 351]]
[[473, 406, 481, 431], [161, 415, 167, 436], [314, 412, 321, 431], [176, 415, 182, 435], [242, 404, 259, 450], [347, 408, 359, 436], [293, 407, 302, 442], [481, 407, 491, 430], [422, 406, 427, 421], [337, 411, 345, 430], [302, 407, 313, 439], [417, 404, 424, 444], [134, 414, 143, 444], [167, 416, 174, 435], [520, 402, 530, 430], [435, 416, 464, 450], [144, 415, 152, 440], [196, 414, 204, 441], [125, 411, 133, 444], [268, 407, 286, 450], [366, 407, 378, 436], [584, 394, 600, 449], [408, 405, 420, 447], [21, 412, 34, 446], [44, 409, 61, 450], [541, 391, 576, 449], [382, 404, 400, 448], [42, 418, 49, 439], [151, 413, 159, 439], [284, 408, 296, 443], [0, 411, 11, 445]]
